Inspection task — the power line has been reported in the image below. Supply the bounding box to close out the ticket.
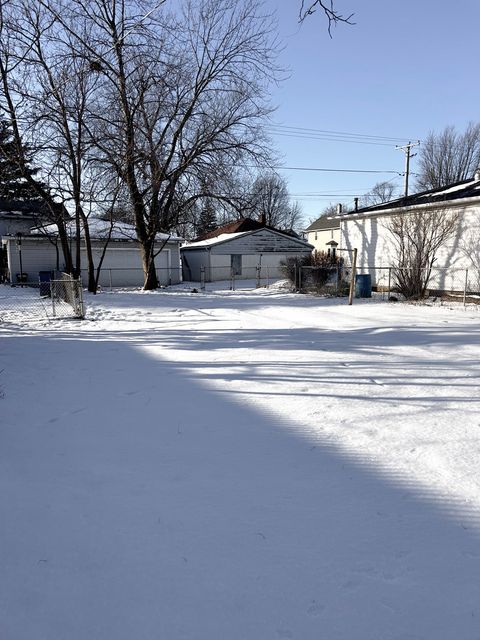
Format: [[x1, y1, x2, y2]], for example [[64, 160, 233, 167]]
[[269, 165, 401, 174], [268, 124, 417, 143], [266, 132, 395, 147]]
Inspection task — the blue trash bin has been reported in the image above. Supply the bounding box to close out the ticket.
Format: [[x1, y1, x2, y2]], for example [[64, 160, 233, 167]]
[[39, 270, 53, 297], [355, 273, 372, 298]]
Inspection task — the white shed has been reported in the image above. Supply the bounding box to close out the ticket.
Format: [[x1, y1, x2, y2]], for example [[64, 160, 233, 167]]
[[181, 227, 313, 282]]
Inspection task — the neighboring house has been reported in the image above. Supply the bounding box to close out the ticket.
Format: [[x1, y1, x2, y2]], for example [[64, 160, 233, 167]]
[[0, 198, 61, 236], [2, 219, 183, 287], [338, 172, 480, 291], [304, 215, 341, 253], [181, 219, 313, 282]]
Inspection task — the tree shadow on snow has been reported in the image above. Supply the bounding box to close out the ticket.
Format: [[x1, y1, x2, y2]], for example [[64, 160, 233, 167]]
[[1, 329, 480, 640]]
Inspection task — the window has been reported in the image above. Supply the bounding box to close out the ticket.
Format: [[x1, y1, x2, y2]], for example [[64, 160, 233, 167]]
[[231, 254, 242, 275]]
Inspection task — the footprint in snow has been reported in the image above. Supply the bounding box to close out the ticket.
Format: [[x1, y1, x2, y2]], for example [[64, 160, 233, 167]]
[[306, 601, 325, 617]]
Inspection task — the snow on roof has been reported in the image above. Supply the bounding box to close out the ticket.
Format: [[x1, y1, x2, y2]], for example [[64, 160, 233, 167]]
[[182, 231, 248, 249], [340, 177, 480, 219], [32, 219, 183, 242]]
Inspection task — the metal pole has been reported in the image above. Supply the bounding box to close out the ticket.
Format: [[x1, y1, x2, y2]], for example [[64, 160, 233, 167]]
[[348, 248, 357, 305], [51, 281, 56, 317], [109, 269, 113, 291], [77, 277, 85, 318], [256, 265, 261, 288], [387, 267, 391, 299], [463, 268, 468, 307], [200, 266, 205, 291]]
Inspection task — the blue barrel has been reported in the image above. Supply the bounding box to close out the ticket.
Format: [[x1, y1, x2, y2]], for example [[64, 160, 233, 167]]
[[355, 273, 372, 298], [39, 270, 53, 297]]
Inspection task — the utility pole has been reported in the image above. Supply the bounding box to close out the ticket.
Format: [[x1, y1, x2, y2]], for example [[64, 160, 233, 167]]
[[396, 140, 420, 197]]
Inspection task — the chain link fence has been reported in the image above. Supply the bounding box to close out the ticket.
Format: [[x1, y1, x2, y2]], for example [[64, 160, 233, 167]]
[[0, 271, 85, 323], [295, 265, 349, 296], [351, 266, 480, 303], [79, 266, 182, 289], [190, 265, 282, 292], [281, 259, 480, 304]]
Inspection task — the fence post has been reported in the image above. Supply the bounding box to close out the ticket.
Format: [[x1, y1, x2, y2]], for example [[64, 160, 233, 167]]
[[256, 265, 261, 288], [348, 247, 357, 306], [109, 269, 113, 291], [76, 278, 85, 318], [387, 267, 392, 299], [50, 281, 56, 317], [230, 267, 235, 291], [463, 268, 469, 307], [200, 266, 205, 292]]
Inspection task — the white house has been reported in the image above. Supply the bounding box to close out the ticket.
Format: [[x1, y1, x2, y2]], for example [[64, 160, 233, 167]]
[[304, 214, 341, 253], [338, 173, 480, 293], [2, 219, 183, 287], [181, 220, 313, 282]]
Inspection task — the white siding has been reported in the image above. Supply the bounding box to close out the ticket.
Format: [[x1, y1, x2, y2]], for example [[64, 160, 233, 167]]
[[341, 204, 480, 291], [306, 227, 341, 253], [209, 228, 311, 255], [181, 228, 312, 281], [3, 237, 182, 286]]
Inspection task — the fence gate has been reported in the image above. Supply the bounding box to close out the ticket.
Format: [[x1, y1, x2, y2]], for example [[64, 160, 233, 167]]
[[50, 272, 85, 318], [0, 272, 85, 323]]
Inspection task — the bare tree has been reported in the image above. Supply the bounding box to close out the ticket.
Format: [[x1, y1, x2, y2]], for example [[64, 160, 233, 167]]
[[42, 0, 279, 289], [386, 207, 459, 299], [416, 123, 480, 191], [247, 173, 303, 230], [362, 180, 398, 207], [299, 1, 354, 34], [0, 1, 74, 273]]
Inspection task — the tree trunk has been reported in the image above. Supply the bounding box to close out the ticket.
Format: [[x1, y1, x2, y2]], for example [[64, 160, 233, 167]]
[[81, 215, 97, 293], [141, 239, 158, 290]]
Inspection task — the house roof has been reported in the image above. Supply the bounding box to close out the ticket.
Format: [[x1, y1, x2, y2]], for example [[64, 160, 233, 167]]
[[341, 176, 480, 218], [182, 227, 313, 250], [194, 217, 301, 242], [0, 198, 66, 219], [195, 217, 263, 241], [305, 215, 340, 232], [27, 219, 183, 242]]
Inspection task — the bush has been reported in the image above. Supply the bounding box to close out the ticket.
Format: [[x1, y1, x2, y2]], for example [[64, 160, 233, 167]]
[[281, 251, 344, 293]]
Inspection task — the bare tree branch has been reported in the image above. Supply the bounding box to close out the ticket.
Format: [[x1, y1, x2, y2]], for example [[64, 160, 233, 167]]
[[299, 1, 354, 36]]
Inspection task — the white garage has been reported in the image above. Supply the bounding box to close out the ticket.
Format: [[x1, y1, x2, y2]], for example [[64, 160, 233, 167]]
[[2, 220, 183, 288]]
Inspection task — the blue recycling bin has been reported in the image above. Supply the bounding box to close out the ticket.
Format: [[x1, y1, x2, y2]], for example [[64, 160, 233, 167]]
[[39, 270, 53, 297], [355, 273, 372, 298]]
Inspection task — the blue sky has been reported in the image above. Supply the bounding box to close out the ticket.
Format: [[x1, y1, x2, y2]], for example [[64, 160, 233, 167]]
[[265, 1, 480, 223]]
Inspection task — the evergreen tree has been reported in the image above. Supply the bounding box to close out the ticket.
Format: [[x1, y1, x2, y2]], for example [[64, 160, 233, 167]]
[[0, 120, 43, 200], [196, 199, 218, 237]]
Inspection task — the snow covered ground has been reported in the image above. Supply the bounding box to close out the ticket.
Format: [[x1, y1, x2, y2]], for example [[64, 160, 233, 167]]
[[1, 285, 480, 639]]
